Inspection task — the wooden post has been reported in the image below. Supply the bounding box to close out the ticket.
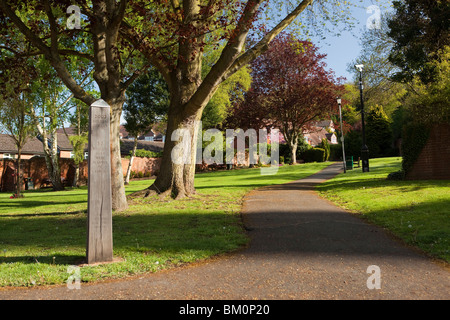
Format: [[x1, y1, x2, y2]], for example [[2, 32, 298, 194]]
[[86, 99, 113, 264]]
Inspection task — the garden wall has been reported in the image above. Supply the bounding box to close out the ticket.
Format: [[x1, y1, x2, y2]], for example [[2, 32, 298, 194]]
[[406, 125, 450, 180], [0, 156, 162, 191]]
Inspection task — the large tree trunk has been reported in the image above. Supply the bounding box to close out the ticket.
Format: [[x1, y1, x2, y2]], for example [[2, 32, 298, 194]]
[[148, 106, 203, 199], [109, 100, 128, 211]]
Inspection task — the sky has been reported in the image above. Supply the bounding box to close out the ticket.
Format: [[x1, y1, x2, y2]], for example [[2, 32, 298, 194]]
[[308, 0, 393, 83]]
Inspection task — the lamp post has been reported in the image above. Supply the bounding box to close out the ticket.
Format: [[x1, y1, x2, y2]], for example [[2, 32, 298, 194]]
[[355, 64, 369, 172], [337, 97, 346, 173]]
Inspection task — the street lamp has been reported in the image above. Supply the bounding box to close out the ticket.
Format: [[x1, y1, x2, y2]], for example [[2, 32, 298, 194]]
[[355, 64, 369, 172], [337, 97, 346, 173]]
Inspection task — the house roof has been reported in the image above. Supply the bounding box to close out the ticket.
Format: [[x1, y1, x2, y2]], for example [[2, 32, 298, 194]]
[[313, 120, 334, 128], [1, 128, 165, 156], [54, 132, 75, 150], [0, 134, 45, 155], [303, 127, 337, 146]]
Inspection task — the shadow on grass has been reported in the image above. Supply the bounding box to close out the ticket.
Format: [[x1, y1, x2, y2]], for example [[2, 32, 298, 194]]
[[0, 254, 85, 265], [1, 194, 449, 266], [0, 210, 86, 218], [316, 177, 450, 193], [0, 210, 246, 266]]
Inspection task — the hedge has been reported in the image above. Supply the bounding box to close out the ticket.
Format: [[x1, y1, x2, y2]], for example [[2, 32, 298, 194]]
[[301, 147, 326, 163]]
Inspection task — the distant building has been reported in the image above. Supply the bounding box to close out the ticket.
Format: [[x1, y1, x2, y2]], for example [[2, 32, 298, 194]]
[[303, 120, 338, 147], [119, 125, 165, 142]]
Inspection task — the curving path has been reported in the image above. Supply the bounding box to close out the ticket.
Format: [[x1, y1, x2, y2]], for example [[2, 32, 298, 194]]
[[1, 163, 449, 300]]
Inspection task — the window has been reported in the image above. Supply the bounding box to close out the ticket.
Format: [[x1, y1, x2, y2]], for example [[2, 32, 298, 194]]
[[84, 152, 89, 159]]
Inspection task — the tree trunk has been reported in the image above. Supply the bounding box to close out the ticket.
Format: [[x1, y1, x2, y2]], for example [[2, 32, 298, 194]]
[[290, 142, 298, 165], [148, 105, 203, 199], [109, 100, 128, 211], [40, 131, 64, 191], [286, 132, 298, 165], [46, 153, 64, 191], [125, 137, 138, 185], [72, 164, 80, 187], [15, 149, 22, 197]]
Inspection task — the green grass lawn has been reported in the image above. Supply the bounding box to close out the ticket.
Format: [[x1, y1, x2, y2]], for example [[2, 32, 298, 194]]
[[317, 157, 450, 263], [0, 162, 331, 287]]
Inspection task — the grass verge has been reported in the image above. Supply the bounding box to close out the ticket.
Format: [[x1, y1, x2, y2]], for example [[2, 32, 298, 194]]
[[316, 157, 450, 263], [0, 162, 331, 287]]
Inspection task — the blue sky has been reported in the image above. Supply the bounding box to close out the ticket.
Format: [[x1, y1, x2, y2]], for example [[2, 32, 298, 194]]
[[308, 0, 393, 82]]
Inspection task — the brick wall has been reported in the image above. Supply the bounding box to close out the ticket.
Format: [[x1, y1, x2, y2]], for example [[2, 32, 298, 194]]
[[121, 157, 162, 176], [406, 125, 450, 180], [0, 156, 162, 191]]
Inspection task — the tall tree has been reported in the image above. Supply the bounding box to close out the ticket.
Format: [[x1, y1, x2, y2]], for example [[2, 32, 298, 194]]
[[28, 58, 76, 191], [124, 0, 357, 198], [66, 98, 90, 187], [387, 0, 450, 83], [229, 34, 344, 164], [350, 11, 407, 118], [0, 73, 35, 197], [0, 0, 142, 210], [365, 104, 393, 158]]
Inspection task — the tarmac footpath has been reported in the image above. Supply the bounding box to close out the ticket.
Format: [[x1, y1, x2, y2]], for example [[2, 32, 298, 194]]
[[1, 163, 449, 300]]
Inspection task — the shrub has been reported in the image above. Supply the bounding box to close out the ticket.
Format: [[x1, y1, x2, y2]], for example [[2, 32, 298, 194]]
[[279, 144, 291, 160], [319, 138, 331, 161], [366, 105, 393, 158], [301, 148, 325, 163], [329, 143, 343, 161], [133, 149, 163, 158], [387, 170, 405, 180]]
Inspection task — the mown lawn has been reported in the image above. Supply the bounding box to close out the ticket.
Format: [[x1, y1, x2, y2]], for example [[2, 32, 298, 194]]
[[317, 157, 450, 263], [0, 162, 331, 287]]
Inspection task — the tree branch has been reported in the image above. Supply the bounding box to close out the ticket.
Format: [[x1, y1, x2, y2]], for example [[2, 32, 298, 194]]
[[224, 0, 314, 80], [119, 21, 174, 92], [120, 65, 150, 92], [0, 0, 96, 106], [184, 0, 264, 114]]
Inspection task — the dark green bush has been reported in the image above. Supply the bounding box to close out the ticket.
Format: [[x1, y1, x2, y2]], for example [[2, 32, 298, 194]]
[[301, 148, 325, 163], [133, 149, 163, 158], [329, 143, 343, 161], [387, 170, 405, 180]]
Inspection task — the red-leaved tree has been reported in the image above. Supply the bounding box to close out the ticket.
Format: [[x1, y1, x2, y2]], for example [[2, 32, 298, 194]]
[[228, 33, 345, 164]]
